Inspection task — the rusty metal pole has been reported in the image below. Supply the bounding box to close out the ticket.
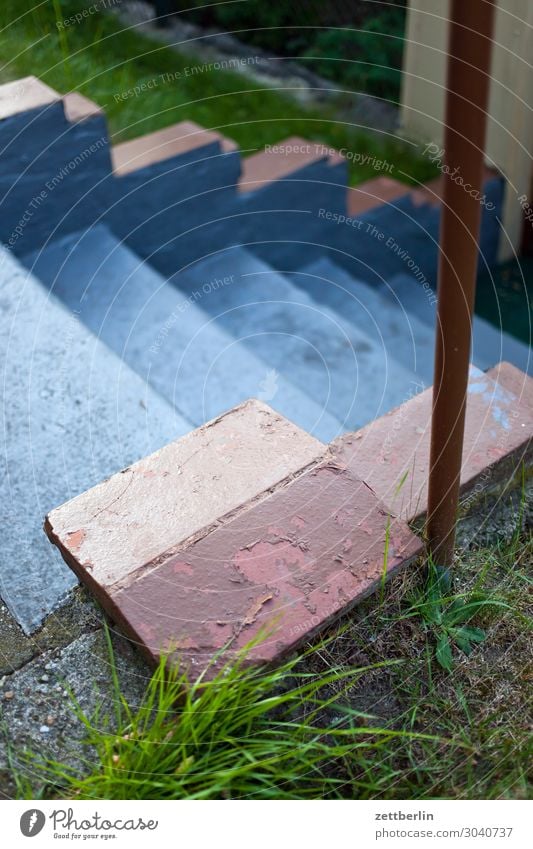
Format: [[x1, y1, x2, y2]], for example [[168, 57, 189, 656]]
[[426, 0, 496, 568]]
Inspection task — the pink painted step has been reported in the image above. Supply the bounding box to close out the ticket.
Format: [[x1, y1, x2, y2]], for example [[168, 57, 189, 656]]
[[109, 461, 421, 676], [410, 166, 500, 208], [347, 176, 411, 216], [331, 363, 532, 524], [44, 400, 421, 679], [346, 167, 500, 218], [63, 91, 103, 124], [111, 120, 237, 176], [0, 75, 58, 119], [239, 136, 343, 193]]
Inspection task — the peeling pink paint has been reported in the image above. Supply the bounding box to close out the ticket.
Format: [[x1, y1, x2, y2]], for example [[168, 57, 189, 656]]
[[172, 561, 194, 576], [108, 462, 422, 678], [234, 539, 310, 585], [66, 529, 85, 552]]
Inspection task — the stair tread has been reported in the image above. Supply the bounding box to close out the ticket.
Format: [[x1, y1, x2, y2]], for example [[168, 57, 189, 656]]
[[171, 246, 422, 431], [0, 75, 58, 120], [298, 256, 436, 385], [63, 91, 103, 124], [0, 245, 189, 634], [111, 120, 237, 176], [239, 136, 342, 193], [347, 176, 411, 216], [24, 226, 341, 442], [387, 273, 531, 374], [46, 399, 325, 595], [48, 452, 422, 680]]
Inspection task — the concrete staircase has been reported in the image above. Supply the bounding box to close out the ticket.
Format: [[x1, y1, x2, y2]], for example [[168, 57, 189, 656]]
[[1, 76, 532, 779], [1, 75, 531, 645], [170, 245, 422, 430], [23, 225, 341, 442]]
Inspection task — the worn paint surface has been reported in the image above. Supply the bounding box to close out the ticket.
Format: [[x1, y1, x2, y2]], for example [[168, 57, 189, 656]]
[[0, 78, 112, 257], [45, 400, 325, 591], [108, 463, 422, 678], [172, 245, 420, 434], [332, 365, 532, 522]]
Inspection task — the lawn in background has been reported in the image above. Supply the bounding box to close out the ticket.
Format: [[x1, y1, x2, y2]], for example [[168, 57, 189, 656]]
[[0, 0, 437, 187]]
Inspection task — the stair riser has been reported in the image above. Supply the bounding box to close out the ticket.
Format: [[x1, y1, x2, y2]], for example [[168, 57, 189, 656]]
[[121, 177, 501, 284], [1, 106, 112, 256], [105, 147, 241, 259], [0, 102, 66, 154], [0, 82, 503, 293]]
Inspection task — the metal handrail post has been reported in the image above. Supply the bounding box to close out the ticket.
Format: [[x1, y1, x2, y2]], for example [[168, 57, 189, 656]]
[[427, 0, 496, 567]]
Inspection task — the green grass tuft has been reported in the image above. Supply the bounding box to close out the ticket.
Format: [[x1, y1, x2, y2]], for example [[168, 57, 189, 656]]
[[403, 560, 512, 671], [14, 629, 441, 800], [11, 531, 531, 801]]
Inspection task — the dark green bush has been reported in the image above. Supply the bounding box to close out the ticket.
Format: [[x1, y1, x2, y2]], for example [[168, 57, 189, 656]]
[[302, 11, 406, 102], [161, 2, 406, 102], [182, 0, 312, 54]]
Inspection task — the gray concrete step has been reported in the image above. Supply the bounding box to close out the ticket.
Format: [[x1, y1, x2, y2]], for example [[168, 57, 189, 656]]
[[0, 246, 190, 634], [296, 257, 436, 387], [387, 273, 531, 374], [170, 246, 423, 431], [23, 226, 340, 441]]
